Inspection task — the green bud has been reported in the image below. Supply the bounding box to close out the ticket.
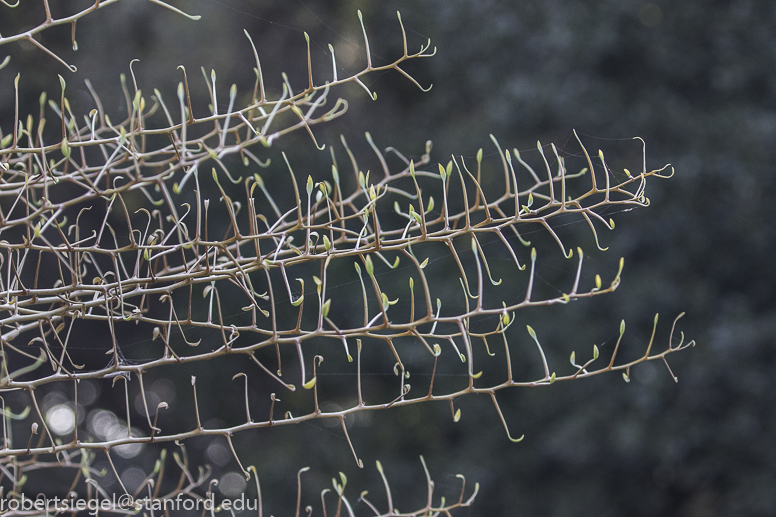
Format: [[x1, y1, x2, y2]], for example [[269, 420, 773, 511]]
[[438, 163, 447, 182]]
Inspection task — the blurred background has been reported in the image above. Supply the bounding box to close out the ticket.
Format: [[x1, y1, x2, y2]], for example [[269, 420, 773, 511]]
[[1, 0, 774, 515]]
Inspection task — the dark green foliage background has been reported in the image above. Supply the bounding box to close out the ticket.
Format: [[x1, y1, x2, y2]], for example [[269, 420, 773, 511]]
[[1, 0, 774, 515]]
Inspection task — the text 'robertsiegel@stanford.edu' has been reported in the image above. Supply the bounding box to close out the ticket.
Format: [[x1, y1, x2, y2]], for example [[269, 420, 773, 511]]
[[0, 493, 259, 515]]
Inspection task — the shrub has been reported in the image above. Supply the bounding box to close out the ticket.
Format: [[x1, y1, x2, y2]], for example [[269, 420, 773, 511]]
[[0, 2, 692, 514]]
